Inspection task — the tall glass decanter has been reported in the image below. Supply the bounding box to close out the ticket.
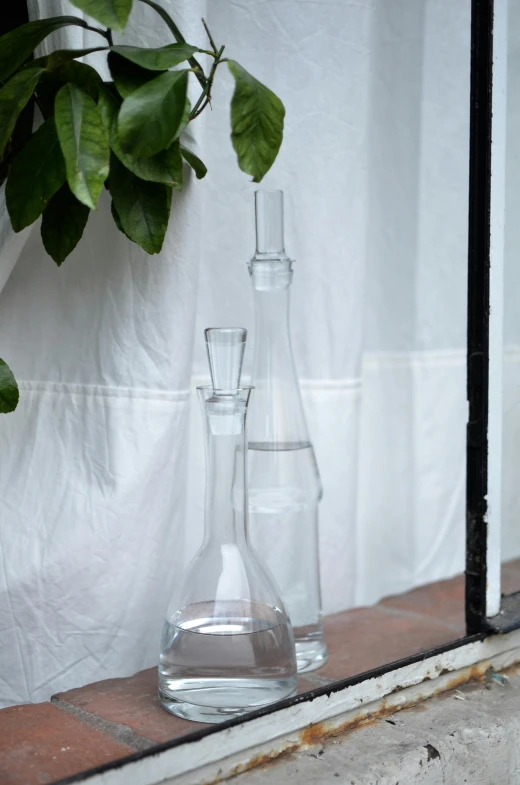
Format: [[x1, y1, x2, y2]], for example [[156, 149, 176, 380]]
[[247, 191, 328, 673], [159, 327, 297, 723]]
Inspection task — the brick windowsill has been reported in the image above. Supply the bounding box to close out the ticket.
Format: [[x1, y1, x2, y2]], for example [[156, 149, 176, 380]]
[[2, 562, 520, 785]]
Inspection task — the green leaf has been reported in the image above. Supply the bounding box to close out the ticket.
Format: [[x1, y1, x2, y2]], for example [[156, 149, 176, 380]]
[[108, 52, 165, 98], [34, 73, 63, 120], [111, 43, 199, 71], [0, 16, 92, 83], [117, 69, 189, 157], [0, 359, 19, 413], [55, 84, 110, 209], [100, 87, 183, 187], [0, 68, 42, 159], [178, 98, 191, 136], [99, 82, 122, 132], [32, 47, 108, 69], [69, 0, 133, 33], [6, 118, 66, 232], [41, 185, 90, 265], [228, 60, 285, 183], [53, 61, 103, 100], [111, 199, 131, 239], [0, 94, 35, 187], [107, 154, 169, 253], [180, 146, 207, 179], [124, 140, 183, 188], [37, 62, 102, 120]]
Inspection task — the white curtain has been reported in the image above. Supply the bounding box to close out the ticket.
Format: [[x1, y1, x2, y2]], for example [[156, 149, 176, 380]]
[[0, 0, 472, 707]]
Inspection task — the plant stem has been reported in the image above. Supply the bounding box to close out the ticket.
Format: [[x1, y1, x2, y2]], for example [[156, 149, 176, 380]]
[[105, 28, 114, 45], [189, 45, 225, 121], [201, 18, 218, 54], [85, 24, 110, 39], [138, 0, 207, 89]]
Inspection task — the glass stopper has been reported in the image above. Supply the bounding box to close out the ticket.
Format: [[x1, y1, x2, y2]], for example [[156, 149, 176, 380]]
[[205, 327, 247, 395]]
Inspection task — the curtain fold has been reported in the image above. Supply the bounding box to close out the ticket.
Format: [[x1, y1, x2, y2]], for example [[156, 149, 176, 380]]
[[0, 0, 475, 706], [0, 0, 209, 705]]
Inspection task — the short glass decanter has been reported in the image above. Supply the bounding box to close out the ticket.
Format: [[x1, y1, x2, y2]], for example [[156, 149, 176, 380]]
[[159, 327, 297, 723], [247, 191, 329, 673]]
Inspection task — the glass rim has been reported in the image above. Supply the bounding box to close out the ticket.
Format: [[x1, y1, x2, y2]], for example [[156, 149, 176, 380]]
[[196, 384, 254, 392], [254, 188, 283, 195], [204, 326, 247, 335]]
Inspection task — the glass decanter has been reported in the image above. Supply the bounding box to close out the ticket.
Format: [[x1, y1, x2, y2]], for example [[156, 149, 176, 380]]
[[159, 327, 297, 723], [247, 191, 329, 673]]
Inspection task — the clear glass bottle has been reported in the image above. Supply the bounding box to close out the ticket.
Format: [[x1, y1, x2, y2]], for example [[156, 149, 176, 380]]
[[159, 327, 297, 723], [247, 191, 329, 673]]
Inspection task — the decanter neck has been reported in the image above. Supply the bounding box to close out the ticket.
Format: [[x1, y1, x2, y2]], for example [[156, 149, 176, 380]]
[[200, 394, 249, 547]]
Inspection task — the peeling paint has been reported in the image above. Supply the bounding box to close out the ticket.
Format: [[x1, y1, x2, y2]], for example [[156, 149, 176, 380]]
[[424, 743, 440, 762], [215, 743, 301, 784], [197, 659, 520, 784]]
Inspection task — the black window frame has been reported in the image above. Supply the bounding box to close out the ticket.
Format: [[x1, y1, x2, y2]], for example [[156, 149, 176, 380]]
[[465, 0, 520, 635]]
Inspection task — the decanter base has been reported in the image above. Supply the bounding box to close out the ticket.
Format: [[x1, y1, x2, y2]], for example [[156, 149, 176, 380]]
[[295, 637, 329, 673], [159, 677, 297, 724]]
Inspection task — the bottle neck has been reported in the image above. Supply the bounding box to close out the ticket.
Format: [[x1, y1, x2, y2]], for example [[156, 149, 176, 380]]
[[202, 399, 248, 547], [253, 286, 292, 348], [249, 259, 294, 358], [248, 261, 310, 447]]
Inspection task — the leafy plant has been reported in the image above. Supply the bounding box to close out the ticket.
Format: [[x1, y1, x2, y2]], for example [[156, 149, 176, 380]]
[[0, 0, 286, 411]]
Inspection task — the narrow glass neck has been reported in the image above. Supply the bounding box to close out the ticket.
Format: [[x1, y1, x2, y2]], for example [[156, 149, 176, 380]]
[[247, 263, 310, 447], [254, 286, 290, 345], [202, 400, 248, 546], [250, 262, 294, 369], [254, 190, 285, 258]]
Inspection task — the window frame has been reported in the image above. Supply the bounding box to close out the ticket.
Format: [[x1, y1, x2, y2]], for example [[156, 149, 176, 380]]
[[466, 0, 520, 634]]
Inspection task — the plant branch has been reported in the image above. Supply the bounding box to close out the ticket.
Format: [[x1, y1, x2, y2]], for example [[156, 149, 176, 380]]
[[85, 24, 110, 40], [201, 18, 218, 54], [189, 45, 225, 121], [138, 0, 207, 89], [105, 28, 114, 46]]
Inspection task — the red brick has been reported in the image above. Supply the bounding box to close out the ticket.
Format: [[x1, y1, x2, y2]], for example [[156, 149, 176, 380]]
[[503, 557, 520, 572], [0, 702, 131, 785], [379, 574, 466, 630], [54, 668, 199, 744], [319, 605, 459, 681], [377, 563, 520, 631], [54, 667, 324, 745]]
